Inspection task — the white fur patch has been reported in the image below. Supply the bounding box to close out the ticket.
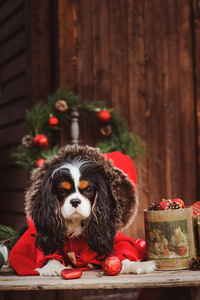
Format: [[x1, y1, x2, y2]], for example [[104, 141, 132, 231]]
[[36, 259, 70, 276], [120, 259, 156, 274]]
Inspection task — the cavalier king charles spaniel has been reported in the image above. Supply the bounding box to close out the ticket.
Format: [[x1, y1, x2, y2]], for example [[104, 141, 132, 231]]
[[9, 145, 156, 276]]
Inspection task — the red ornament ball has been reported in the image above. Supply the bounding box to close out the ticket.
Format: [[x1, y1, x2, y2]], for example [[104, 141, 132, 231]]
[[159, 199, 171, 210], [48, 117, 59, 126], [97, 109, 111, 123], [34, 134, 48, 149], [102, 255, 122, 276], [35, 158, 45, 168]]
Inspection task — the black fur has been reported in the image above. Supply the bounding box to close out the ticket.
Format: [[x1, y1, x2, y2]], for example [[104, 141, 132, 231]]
[[32, 158, 116, 256]]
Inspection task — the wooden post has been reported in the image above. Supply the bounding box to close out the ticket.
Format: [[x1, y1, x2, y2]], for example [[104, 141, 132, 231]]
[[70, 108, 79, 144]]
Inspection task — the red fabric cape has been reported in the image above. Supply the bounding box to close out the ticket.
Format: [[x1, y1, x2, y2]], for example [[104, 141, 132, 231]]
[[9, 219, 146, 276]]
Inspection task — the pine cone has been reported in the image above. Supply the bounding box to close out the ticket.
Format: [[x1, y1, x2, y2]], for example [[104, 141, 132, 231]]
[[55, 100, 68, 112], [148, 202, 163, 211], [100, 125, 112, 137], [166, 200, 181, 210], [190, 257, 200, 270], [21, 135, 33, 147]]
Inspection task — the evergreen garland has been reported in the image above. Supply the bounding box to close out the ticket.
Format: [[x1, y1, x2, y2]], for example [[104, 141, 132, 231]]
[[11, 89, 145, 171]]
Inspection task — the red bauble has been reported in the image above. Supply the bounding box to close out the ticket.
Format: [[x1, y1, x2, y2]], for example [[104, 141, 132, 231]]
[[102, 255, 122, 276], [172, 198, 185, 208], [35, 158, 45, 168], [48, 117, 59, 126], [34, 134, 48, 149], [159, 200, 169, 210], [97, 109, 111, 123]]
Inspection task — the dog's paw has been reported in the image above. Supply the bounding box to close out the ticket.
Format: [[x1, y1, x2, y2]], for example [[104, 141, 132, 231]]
[[36, 259, 69, 276], [120, 259, 156, 275]]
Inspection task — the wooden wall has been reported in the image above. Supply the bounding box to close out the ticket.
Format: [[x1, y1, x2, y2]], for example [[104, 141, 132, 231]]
[[0, 0, 199, 242], [0, 0, 54, 230], [0, 0, 31, 229], [58, 0, 200, 239]]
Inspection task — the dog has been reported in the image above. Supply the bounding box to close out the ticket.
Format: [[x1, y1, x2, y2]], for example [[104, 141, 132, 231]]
[[9, 145, 156, 276]]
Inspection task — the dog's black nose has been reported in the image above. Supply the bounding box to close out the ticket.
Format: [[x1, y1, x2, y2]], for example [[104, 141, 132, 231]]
[[70, 199, 81, 208]]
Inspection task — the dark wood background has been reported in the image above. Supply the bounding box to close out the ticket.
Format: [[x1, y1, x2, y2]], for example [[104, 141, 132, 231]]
[[0, 0, 200, 242]]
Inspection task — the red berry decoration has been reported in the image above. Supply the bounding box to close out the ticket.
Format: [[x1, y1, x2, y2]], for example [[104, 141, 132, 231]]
[[97, 109, 111, 123], [35, 158, 45, 167], [172, 198, 185, 208], [48, 116, 59, 126], [102, 255, 122, 276], [34, 134, 48, 149]]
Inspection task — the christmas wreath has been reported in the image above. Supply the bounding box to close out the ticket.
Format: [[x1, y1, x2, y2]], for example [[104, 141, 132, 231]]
[[11, 89, 145, 171]]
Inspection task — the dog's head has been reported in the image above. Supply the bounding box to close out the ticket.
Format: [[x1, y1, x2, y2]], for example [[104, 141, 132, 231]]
[[25, 145, 138, 256]]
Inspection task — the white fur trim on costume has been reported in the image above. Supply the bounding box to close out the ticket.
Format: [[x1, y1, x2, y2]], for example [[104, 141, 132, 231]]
[[120, 259, 156, 275], [36, 259, 70, 276], [0, 245, 8, 264]]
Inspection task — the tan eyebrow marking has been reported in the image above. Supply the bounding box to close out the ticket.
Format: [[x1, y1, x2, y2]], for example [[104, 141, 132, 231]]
[[61, 181, 72, 190], [78, 180, 89, 190]]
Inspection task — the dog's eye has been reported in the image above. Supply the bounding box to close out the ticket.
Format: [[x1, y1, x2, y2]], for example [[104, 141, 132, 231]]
[[58, 188, 66, 196], [84, 186, 93, 194]]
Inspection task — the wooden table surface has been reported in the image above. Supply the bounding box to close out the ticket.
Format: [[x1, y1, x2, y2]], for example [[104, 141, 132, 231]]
[[1, 267, 200, 291]]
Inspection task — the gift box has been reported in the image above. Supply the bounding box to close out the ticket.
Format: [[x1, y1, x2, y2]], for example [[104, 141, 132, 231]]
[[144, 207, 196, 270]]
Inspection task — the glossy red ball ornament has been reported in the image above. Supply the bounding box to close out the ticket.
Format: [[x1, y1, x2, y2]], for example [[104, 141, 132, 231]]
[[34, 134, 48, 149], [102, 255, 122, 276], [61, 269, 82, 279], [97, 109, 111, 123], [172, 198, 185, 208], [35, 158, 45, 168], [48, 116, 59, 126], [159, 199, 171, 210]]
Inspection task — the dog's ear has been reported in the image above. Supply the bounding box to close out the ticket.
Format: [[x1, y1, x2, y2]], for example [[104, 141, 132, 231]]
[[32, 174, 66, 256], [87, 185, 116, 255]]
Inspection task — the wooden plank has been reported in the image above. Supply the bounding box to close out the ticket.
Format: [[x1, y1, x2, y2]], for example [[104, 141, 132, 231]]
[[109, 0, 129, 111], [0, 29, 25, 65], [0, 97, 26, 127], [0, 122, 25, 146], [76, 0, 93, 100], [0, 148, 16, 167], [1, 269, 200, 291], [58, 0, 77, 90], [144, 0, 168, 204], [0, 8, 25, 44], [177, 0, 197, 205], [0, 190, 25, 213], [92, 0, 110, 103], [0, 0, 24, 23], [125, 0, 147, 240], [192, 0, 200, 197], [0, 74, 27, 106], [0, 168, 29, 190], [30, 0, 51, 103], [0, 52, 26, 83], [160, 0, 182, 201], [0, 212, 26, 231]]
